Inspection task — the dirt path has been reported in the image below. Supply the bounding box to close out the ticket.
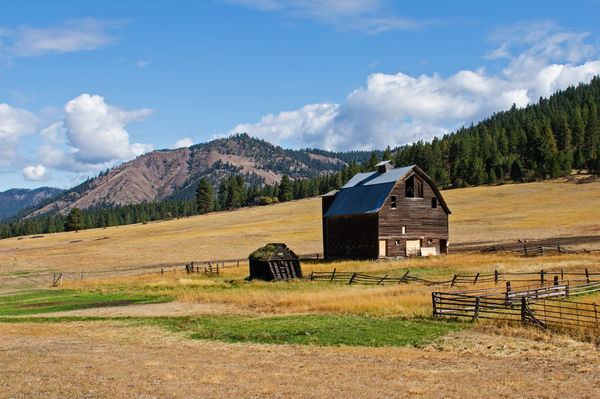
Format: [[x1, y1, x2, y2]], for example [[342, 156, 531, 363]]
[[1, 322, 599, 398]]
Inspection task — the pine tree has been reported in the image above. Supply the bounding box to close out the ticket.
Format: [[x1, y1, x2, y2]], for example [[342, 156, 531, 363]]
[[64, 208, 83, 232], [279, 175, 293, 202], [196, 178, 215, 214]]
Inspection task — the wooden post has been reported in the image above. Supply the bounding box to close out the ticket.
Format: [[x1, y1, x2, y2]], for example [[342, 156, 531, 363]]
[[494, 270, 498, 284], [473, 272, 480, 284], [331, 268, 336, 281], [553, 276, 559, 286], [540, 269, 544, 285], [399, 270, 409, 284], [557, 244, 562, 254], [217, 263, 220, 276], [81, 270, 84, 281], [348, 272, 357, 284], [586, 268, 590, 284], [377, 274, 388, 285], [523, 243, 528, 256], [473, 297, 480, 321], [594, 303, 598, 327], [237, 260, 240, 267], [161, 268, 164, 275], [505, 281, 512, 304], [316, 253, 319, 260], [450, 274, 457, 287], [309, 271, 314, 281], [561, 268, 564, 281], [209, 262, 212, 274]]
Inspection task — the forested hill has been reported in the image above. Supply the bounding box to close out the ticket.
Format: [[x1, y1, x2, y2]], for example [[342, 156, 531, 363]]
[[393, 76, 600, 186]]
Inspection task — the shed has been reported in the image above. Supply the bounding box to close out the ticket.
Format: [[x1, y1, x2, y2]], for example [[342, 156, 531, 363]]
[[248, 243, 302, 281]]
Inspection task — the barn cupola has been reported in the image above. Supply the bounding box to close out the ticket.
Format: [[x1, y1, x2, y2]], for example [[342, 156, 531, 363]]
[[376, 160, 392, 174]]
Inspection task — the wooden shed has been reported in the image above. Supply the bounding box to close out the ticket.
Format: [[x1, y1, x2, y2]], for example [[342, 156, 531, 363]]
[[322, 162, 451, 259], [248, 243, 303, 281]]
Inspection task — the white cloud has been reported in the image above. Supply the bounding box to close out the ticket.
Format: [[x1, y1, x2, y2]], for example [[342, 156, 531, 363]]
[[0, 103, 38, 167], [22, 164, 49, 181], [172, 137, 195, 149], [1, 18, 120, 59], [137, 60, 151, 68], [229, 23, 600, 151], [63, 93, 153, 164], [227, 0, 422, 33]]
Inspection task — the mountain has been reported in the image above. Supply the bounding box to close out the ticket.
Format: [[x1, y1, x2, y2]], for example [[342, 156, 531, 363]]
[[27, 134, 350, 217], [0, 187, 63, 221]]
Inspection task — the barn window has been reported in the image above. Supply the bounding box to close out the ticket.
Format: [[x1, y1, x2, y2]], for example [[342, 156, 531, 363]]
[[431, 197, 437, 208], [395, 240, 400, 246], [405, 175, 423, 198], [402, 225, 406, 234], [390, 195, 397, 209]]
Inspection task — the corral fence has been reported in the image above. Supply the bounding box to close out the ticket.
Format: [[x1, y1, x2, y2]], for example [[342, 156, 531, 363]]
[[432, 275, 600, 331]]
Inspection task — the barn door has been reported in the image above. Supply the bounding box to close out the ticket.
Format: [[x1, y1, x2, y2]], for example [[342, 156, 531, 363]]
[[406, 240, 421, 256], [379, 240, 387, 258]]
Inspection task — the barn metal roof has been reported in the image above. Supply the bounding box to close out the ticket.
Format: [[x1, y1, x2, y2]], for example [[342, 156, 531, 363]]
[[324, 165, 415, 217]]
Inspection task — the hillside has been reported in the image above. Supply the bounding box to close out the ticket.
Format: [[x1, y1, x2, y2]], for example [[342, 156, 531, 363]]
[[0, 187, 62, 221], [1, 178, 598, 275], [27, 134, 348, 217]]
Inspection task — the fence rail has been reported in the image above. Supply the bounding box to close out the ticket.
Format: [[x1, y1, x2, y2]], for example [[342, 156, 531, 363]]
[[481, 243, 600, 256], [308, 269, 452, 285], [433, 276, 600, 331]]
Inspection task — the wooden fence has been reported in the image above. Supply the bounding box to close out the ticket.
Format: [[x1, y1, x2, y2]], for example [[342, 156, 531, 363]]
[[481, 243, 600, 256], [309, 269, 453, 285], [432, 276, 600, 331]]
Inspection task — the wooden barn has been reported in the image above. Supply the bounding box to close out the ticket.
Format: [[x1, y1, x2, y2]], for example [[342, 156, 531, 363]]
[[248, 243, 303, 281], [322, 162, 451, 259]]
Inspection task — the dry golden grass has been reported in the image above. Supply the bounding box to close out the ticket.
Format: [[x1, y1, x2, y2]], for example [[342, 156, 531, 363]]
[[57, 252, 600, 318], [1, 179, 599, 281], [1, 320, 599, 398]]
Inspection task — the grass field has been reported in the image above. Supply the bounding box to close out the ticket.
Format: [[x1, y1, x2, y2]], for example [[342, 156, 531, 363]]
[[1, 178, 600, 397]]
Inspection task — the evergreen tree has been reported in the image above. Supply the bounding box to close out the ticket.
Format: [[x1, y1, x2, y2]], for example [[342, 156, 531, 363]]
[[279, 175, 293, 202], [64, 208, 83, 232], [510, 159, 522, 181], [196, 178, 215, 213]]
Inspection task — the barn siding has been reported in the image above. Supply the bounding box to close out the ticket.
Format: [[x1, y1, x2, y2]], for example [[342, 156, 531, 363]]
[[378, 174, 448, 257], [324, 213, 379, 259]]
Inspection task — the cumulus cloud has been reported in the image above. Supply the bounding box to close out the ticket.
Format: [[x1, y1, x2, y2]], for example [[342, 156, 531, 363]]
[[171, 137, 195, 149], [229, 23, 600, 150], [0, 103, 38, 167], [63, 94, 153, 164], [22, 164, 49, 181], [0, 18, 121, 59], [227, 0, 422, 33], [29, 94, 153, 182]]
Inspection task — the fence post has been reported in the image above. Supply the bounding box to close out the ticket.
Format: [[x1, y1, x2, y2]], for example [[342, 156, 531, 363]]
[[505, 281, 512, 304], [473, 297, 480, 321], [161, 268, 163, 275], [399, 270, 409, 284], [450, 274, 457, 287], [540, 269, 544, 285], [494, 270, 498, 284], [377, 274, 388, 285], [209, 262, 212, 274], [348, 273, 357, 284], [523, 243, 528, 257], [217, 263, 220, 276], [331, 268, 336, 281], [595, 303, 598, 327], [586, 268, 590, 284], [473, 272, 480, 284], [520, 297, 527, 323], [561, 268, 564, 281], [81, 270, 84, 281], [553, 276, 559, 286], [432, 292, 437, 316]]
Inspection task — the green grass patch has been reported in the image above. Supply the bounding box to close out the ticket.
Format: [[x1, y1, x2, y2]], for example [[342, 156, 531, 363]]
[[0, 289, 169, 316], [143, 314, 467, 347]]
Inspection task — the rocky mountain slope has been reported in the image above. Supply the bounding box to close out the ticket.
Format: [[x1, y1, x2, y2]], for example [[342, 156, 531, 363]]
[[28, 134, 349, 217]]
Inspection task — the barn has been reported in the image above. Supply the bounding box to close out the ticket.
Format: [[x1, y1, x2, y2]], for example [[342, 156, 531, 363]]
[[322, 162, 451, 259], [248, 243, 303, 281]]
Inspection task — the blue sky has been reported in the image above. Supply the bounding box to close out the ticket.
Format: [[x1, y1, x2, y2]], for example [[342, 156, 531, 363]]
[[2, 0, 600, 191]]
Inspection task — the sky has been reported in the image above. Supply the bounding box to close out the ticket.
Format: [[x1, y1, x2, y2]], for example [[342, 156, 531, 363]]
[[2, 1, 600, 191]]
